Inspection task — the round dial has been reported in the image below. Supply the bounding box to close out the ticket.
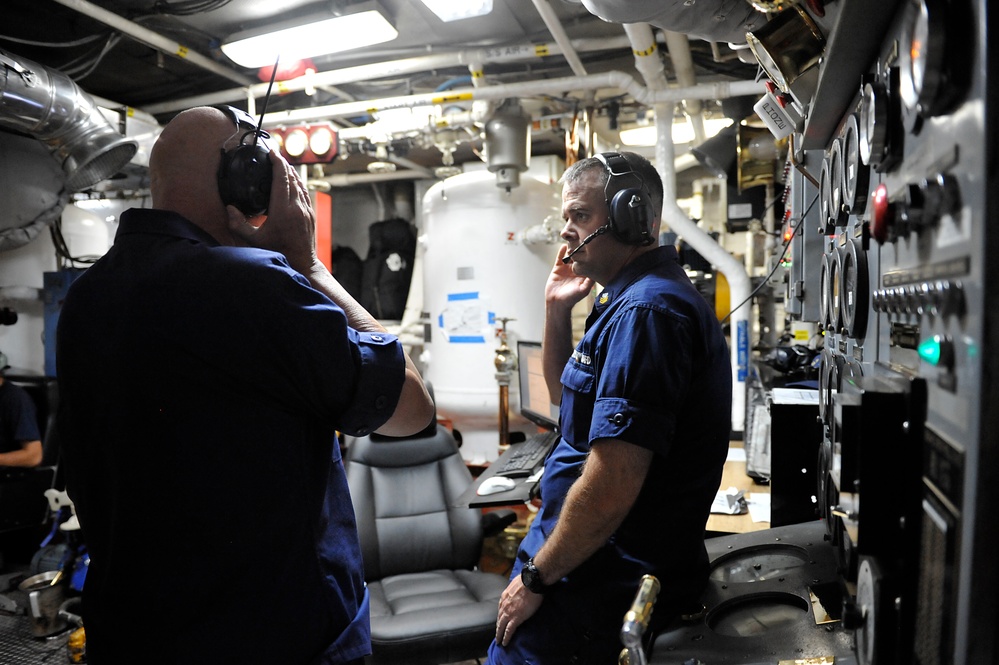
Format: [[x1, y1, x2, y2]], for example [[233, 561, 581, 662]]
[[856, 559, 880, 665], [819, 157, 833, 232], [828, 138, 846, 226], [819, 253, 832, 328], [818, 348, 833, 422], [842, 114, 871, 214], [859, 81, 889, 168], [899, 0, 948, 116], [841, 239, 870, 340], [830, 248, 843, 333]]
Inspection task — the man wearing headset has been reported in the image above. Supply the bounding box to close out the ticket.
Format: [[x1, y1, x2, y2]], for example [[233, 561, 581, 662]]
[[488, 152, 732, 664], [57, 106, 434, 664]]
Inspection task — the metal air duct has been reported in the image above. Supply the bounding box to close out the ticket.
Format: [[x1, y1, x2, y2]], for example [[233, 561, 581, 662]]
[[0, 50, 137, 191]]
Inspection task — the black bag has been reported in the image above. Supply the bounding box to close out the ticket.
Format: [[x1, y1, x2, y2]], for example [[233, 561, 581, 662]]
[[330, 245, 363, 302], [360, 218, 416, 320]]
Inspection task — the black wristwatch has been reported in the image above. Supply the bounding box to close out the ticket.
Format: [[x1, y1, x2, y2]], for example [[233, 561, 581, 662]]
[[521, 557, 549, 594]]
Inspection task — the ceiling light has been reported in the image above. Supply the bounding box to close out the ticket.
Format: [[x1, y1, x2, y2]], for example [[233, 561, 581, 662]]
[[270, 125, 340, 164], [618, 117, 735, 147], [309, 127, 335, 156], [221, 9, 398, 69], [283, 129, 309, 158], [419, 0, 493, 22], [618, 125, 658, 147]]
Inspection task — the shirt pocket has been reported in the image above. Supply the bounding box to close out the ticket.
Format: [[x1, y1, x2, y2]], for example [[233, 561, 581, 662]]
[[559, 361, 595, 446]]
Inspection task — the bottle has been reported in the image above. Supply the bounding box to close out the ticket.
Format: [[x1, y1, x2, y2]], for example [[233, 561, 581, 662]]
[[67, 626, 86, 663]]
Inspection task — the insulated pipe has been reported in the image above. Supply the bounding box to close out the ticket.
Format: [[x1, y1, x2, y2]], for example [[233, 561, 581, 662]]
[[314, 170, 428, 187], [619, 24, 749, 434], [49, 0, 255, 88], [657, 108, 749, 435], [260, 73, 765, 126], [530, 0, 589, 77], [662, 30, 706, 145], [622, 24, 666, 91], [144, 36, 638, 115]]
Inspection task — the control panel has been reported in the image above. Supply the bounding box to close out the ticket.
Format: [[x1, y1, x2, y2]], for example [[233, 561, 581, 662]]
[[776, 0, 995, 663]]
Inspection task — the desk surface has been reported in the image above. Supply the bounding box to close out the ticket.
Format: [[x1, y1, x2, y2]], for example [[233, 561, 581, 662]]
[[706, 445, 771, 534], [463, 441, 771, 533]]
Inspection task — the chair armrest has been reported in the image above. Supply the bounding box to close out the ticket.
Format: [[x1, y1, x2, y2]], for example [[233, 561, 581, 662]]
[[480, 509, 517, 538]]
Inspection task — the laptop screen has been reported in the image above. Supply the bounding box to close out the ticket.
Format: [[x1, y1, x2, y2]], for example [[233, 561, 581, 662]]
[[517, 341, 560, 430]]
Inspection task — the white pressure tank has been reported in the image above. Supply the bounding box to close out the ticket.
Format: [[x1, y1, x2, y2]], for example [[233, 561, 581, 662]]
[[422, 170, 561, 462]]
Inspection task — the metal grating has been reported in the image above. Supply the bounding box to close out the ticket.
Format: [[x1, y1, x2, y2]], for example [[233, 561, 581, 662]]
[[0, 612, 71, 664]]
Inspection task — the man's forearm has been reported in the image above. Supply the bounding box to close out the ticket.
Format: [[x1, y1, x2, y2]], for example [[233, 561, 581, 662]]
[[532, 439, 653, 585]]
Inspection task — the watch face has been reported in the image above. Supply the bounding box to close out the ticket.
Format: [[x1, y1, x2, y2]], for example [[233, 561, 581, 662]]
[[521, 560, 544, 593]]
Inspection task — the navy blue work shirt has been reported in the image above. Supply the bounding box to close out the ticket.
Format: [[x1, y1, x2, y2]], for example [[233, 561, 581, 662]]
[[488, 245, 732, 665], [56, 209, 406, 664], [0, 380, 41, 454]]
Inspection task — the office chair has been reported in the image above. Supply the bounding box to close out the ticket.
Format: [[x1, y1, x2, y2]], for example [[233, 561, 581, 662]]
[[0, 375, 60, 535], [344, 403, 516, 665]]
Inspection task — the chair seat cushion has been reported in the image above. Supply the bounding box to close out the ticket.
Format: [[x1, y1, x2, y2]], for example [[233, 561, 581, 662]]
[[367, 568, 508, 663]]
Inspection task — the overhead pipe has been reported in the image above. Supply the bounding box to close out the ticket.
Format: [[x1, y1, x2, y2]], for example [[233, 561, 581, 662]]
[[0, 50, 137, 191], [50, 0, 256, 89], [662, 30, 706, 145], [530, 0, 589, 77], [621, 24, 750, 435], [260, 72, 765, 127], [145, 35, 639, 115], [312, 170, 430, 187], [657, 107, 750, 435]]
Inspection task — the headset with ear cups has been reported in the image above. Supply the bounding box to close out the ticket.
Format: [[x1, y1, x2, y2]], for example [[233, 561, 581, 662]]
[[214, 105, 273, 217], [595, 152, 656, 246]]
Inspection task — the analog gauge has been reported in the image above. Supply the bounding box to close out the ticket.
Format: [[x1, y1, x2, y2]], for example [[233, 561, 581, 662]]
[[842, 114, 871, 214], [899, 0, 949, 116], [830, 248, 843, 333], [826, 354, 844, 456], [855, 559, 881, 665], [818, 348, 833, 422], [828, 138, 847, 226], [819, 157, 834, 233], [841, 356, 864, 390], [819, 252, 832, 329], [859, 81, 890, 168], [841, 238, 870, 340]]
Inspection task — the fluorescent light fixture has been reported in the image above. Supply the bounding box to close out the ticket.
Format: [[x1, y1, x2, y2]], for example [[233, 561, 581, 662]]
[[419, 0, 492, 22], [221, 9, 398, 69]]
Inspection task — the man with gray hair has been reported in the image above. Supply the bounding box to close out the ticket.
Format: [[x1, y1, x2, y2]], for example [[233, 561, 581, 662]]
[[490, 151, 732, 664]]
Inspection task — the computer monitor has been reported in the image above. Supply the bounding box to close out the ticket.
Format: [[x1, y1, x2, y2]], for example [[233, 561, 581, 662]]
[[517, 341, 560, 430]]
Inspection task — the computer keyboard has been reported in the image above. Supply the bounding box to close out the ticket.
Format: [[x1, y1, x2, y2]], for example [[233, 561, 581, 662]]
[[495, 431, 558, 477]]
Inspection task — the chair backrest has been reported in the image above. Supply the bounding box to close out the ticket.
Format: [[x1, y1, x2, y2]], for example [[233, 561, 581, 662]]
[[345, 424, 484, 581]]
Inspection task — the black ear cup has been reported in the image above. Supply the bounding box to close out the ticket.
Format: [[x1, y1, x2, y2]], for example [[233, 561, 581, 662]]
[[608, 187, 653, 245], [213, 104, 273, 216], [218, 143, 272, 216], [596, 152, 656, 246]]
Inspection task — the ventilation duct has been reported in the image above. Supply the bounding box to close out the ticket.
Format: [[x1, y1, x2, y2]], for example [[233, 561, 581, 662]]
[[0, 50, 137, 191]]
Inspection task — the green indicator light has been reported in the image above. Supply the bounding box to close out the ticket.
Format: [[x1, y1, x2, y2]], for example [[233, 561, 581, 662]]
[[918, 336, 943, 365]]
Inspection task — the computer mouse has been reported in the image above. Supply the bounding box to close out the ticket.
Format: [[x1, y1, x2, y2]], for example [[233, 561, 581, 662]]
[[476, 476, 517, 496]]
